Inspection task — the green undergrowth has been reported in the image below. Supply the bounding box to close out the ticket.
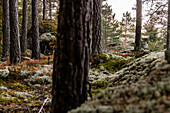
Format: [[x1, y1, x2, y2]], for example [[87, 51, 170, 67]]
[[90, 51, 150, 96], [40, 59, 53, 64], [91, 80, 108, 95], [91, 51, 149, 73], [91, 53, 134, 73], [92, 88, 105, 95], [92, 80, 108, 89], [9, 82, 27, 90]]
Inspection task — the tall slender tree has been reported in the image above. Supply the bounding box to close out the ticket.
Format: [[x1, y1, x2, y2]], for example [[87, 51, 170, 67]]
[[167, 0, 170, 49], [2, 0, 10, 58], [51, 0, 92, 112], [9, 0, 21, 64], [21, 0, 28, 54], [43, 0, 46, 20], [32, 0, 40, 59], [92, 0, 102, 56], [120, 11, 135, 47], [165, 0, 170, 63], [102, 2, 121, 47], [134, 0, 142, 51], [102, 3, 112, 46]]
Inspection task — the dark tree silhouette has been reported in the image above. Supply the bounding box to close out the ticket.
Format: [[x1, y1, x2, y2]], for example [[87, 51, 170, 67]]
[[2, 0, 10, 58], [167, 0, 170, 49], [43, 0, 46, 20], [9, 0, 21, 64], [32, 0, 40, 59], [165, 0, 170, 63], [134, 0, 142, 51], [21, 0, 28, 54], [92, 0, 102, 56], [51, 0, 92, 112]]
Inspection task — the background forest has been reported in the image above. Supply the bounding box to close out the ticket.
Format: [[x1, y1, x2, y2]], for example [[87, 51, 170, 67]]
[[0, 0, 170, 113]]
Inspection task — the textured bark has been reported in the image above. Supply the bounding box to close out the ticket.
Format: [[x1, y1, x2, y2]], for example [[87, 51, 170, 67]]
[[167, 0, 170, 48], [21, 0, 28, 54], [43, 0, 46, 20], [51, 0, 92, 112], [49, 0, 52, 19], [92, 0, 102, 56], [165, 0, 170, 63], [134, 0, 142, 51], [9, 0, 21, 65], [2, 0, 10, 58], [32, 0, 40, 59]]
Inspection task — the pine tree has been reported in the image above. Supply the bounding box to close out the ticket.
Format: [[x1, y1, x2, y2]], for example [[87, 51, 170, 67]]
[[120, 11, 135, 47], [32, 0, 40, 59], [9, 0, 21, 65], [102, 2, 121, 47], [2, 0, 10, 58], [21, 0, 28, 54], [135, 0, 142, 51], [49, 0, 52, 19], [165, 0, 170, 63], [43, 0, 46, 20], [167, 0, 170, 48], [51, 0, 92, 112], [92, 0, 102, 56]]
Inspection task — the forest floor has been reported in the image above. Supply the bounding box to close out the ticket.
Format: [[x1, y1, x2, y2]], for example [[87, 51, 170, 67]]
[[0, 49, 168, 113], [0, 55, 53, 112]]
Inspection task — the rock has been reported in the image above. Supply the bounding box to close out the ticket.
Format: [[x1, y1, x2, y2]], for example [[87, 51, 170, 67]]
[[0, 67, 9, 78], [97, 106, 113, 113], [42, 65, 53, 69], [39, 33, 55, 55], [24, 98, 28, 102], [39, 33, 55, 42], [100, 66, 105, 70], [22, 56, 34, 61], [21, 70, 32, 77], [0, 86, 8, 91], [14, 92, 33, 99], [24, 75, 52, 84], [33, 70, 44, 76]]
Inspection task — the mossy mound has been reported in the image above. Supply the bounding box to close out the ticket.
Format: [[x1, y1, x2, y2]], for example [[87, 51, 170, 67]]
[[91, 53, 134, 73], [91, 80, 108, 95]]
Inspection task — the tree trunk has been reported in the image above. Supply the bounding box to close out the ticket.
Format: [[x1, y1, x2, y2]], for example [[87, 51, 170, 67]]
[[32, 0, 40, 59], [2, 0, 10, 58], [92, 0, 102, 56], [165, 0, 170, 63], [9, 0, 21, 65], [51, 0, 92, 112], [43, 0, 46, 20], [21, 0, 28, 54], [167, 0, 170, 49], [49, 0, 52, 19], [134, 0, 142, 51]]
